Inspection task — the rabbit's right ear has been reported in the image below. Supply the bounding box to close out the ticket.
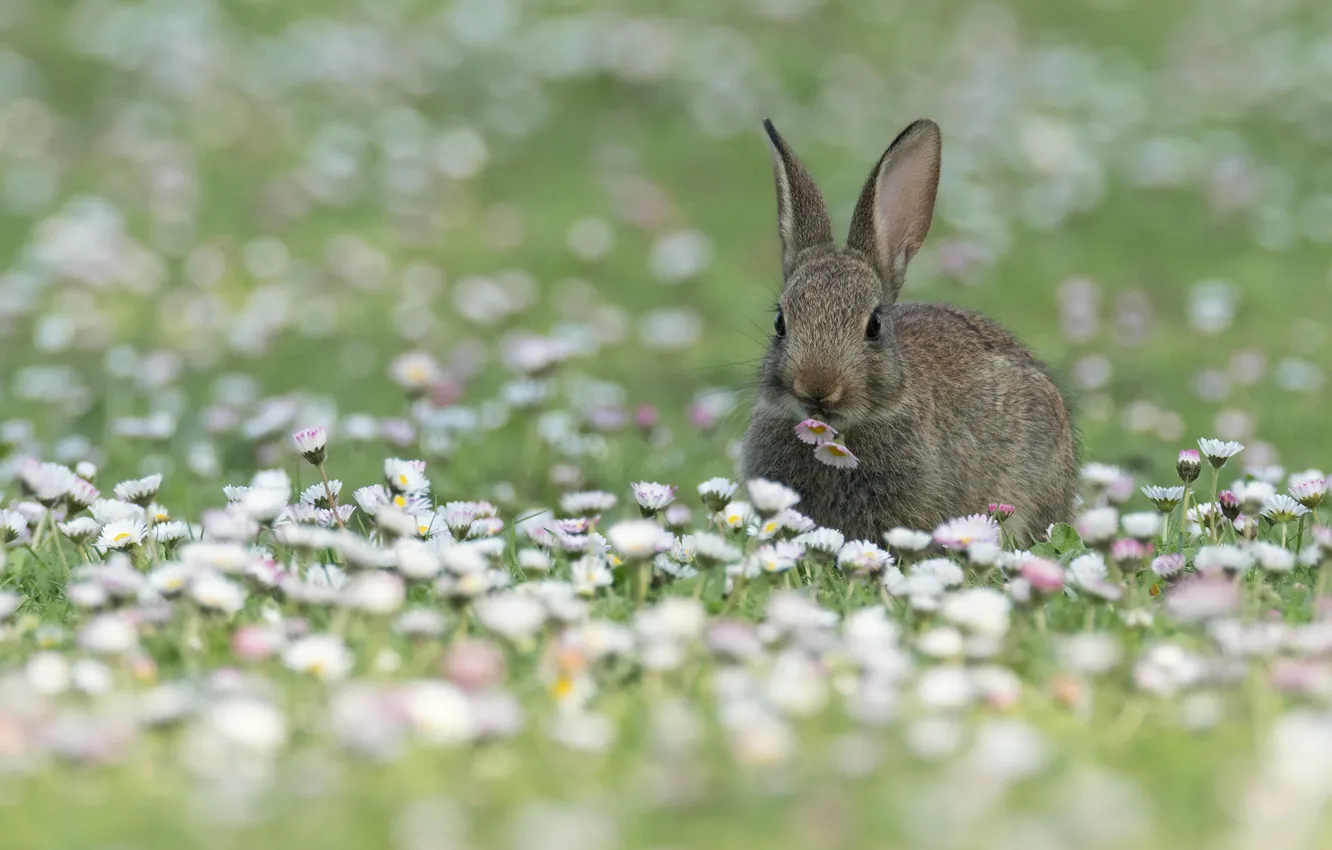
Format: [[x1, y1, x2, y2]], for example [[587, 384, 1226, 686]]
[[846, 119, 942, 301], [763, 119, 834, 280]]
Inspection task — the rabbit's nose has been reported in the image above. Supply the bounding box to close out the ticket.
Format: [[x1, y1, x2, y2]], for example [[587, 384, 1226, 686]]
[[793, 378, 844, 408]]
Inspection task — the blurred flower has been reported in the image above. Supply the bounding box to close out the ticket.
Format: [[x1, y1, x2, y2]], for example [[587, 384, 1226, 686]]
[[933, 513, 1000, 550], [283, 635, 354, 681]]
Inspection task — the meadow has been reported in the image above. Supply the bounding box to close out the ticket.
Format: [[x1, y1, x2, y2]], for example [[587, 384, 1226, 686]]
[[1, 0, 1332, 847]]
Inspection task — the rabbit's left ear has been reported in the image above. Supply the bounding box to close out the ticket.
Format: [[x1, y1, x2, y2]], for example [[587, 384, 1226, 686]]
[[846, 119, 941, 301]]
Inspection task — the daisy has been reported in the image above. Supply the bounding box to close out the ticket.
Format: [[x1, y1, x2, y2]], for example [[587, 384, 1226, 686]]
[[913, 557, 965, 587], [1111, 538, 1152, 562], [747, 479, 801, 515], [1197, 438, 1244, 469], [1248, 541, 1296, 572], [697, 477, 738, 512], [570, 556, 614, 597], [95, 518, 148, 553], [793, 527, 844, 554], [1194, 545, 1254, 575], [884, 527, 932, 552], [113, 473, 163, 507], [189, 572, 247, 615], [153, 521, 191, 543], [560, 490, 617, 516], [282, 634, 354, 681], [388, 351, 442, 395], [1141, 485, 1185, 513], [300, 481, 341, 508], [1262, 494, 1309, 524], [1018, 556, 1065, 593], [606, 519, 673, 560], [19, 460, 75, 507], [632, 482, 677, 515], [1075, 507, 1118, 544], [75, 461, 97, 482], [467, 517, 504, 538], [752, 542, 804, 574], [1120, 512, 1162, 540], [1291, 476, 1327, 510], [384, 458, 430, 495], [692, 532, 741, 564], [0, 509, 28, 544], [1081, 462, 1124, 488], [794, 419, 837, 446], [291, 426, 328, 466], [57, 516, 101, 543], [1232, 479, 1276, 511], [721, 500, 755, 530], [837, 540, 892, 573], [988, 503, 1015, 522], [1176, 449, 1201, 483], [1217, 490, 1241, 520], [933, 514, 1000, 550], [66, 478, 99, 510], [814, 442, 860, 469]]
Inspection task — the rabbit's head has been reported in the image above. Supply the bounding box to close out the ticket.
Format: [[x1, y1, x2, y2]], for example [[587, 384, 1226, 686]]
[[757, 118, 942, 428]]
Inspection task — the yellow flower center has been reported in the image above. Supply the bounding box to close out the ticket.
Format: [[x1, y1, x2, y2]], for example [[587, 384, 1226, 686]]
[[551, 675, 575, 700], [828, 445, 848, 457], [154, 512, 169, 522], [397, 474, 409, 486], [809, 424, 827, 434], [405, 364, 428, 383], [393, 494, 407, 508], [112, 532, 132, 544], [308, 661, 326, 677], [762, 520, 780, 535]]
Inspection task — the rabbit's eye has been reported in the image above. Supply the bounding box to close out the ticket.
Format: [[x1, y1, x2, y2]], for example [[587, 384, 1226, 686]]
[[866, 309, 882, 340], [774, 310, 786, 338]]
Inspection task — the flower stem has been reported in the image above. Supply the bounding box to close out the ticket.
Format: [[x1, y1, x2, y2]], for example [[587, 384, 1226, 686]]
[[318, 464, 346, 529], [635, 560, 650, 609], [1176, 483, 1191, 556]]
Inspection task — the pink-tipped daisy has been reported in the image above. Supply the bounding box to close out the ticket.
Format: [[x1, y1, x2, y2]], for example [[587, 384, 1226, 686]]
[[932, 513, 1001, 550], [795, 419, 837, 446], [292, 426, 328, 466], [813, 442, 859, 470]]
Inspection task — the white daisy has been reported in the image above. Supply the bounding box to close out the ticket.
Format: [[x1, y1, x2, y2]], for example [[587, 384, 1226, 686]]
[[384, 458, 430, 495], [559, 490, 617, 516], [282, 634, 354, 681], [95, 518, 148, 553], [1197, 438, 1244, 468], [746, 478, 801, 515], [113, 473, 163, 507], [697, 477, 738, 511], [1262, 493, 1309, 523]]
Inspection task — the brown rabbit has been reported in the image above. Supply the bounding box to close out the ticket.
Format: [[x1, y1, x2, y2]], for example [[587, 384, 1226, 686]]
[[739, 118, 1077, 544]]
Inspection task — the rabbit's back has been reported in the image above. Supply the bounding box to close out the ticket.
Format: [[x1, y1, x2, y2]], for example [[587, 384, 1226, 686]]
[[892, 302, 1076, 537]]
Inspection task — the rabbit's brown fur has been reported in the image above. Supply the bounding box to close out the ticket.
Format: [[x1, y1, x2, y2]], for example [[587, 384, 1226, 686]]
[[740, 118, 1077, 544]]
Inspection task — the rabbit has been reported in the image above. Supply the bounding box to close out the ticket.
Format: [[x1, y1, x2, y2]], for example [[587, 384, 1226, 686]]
[[739, 117, 1077, 545]]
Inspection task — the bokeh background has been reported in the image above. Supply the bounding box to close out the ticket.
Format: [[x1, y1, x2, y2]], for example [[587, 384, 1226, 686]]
[[1, 0, 1332, 846]]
